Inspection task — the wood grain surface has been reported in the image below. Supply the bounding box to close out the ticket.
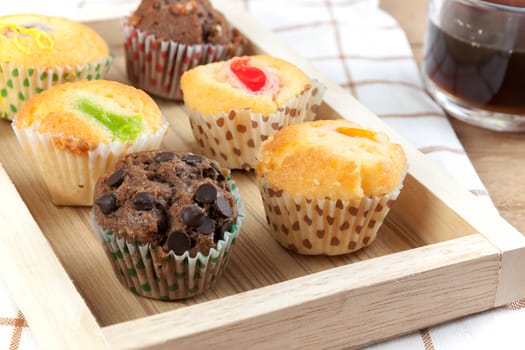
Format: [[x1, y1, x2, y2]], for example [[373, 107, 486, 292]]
[[1, 2, 524, 348], [380, 0, 525, 235]]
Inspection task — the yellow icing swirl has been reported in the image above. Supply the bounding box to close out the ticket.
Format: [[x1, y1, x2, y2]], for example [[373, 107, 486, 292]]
[[0, 23, 54, 54]]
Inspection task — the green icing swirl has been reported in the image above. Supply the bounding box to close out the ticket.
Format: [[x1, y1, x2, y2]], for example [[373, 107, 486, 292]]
[[75, 98, 143, 141]]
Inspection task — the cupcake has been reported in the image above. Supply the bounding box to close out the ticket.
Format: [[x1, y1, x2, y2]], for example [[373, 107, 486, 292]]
[[255, 119, 407, 255], [123, 0, 245, 100], [12, 79, 168, 206], [92, 150, 244, 300], [181, 54, 326, 170], [0, 14, 112, 120]]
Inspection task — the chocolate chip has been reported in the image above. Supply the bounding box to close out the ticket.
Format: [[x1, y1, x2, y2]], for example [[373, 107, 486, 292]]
[[216, 195, 233, 217], [107, 168, 125, 188], [154, 152, 175, 163], [167, 230, 191, 255], [197, 216, 214, 234], [182, 153, 202, 164], [195, 183, 217, 203], [133, 192, 154, 211], [215, 220, 233, 241], [95, 193, 117, 215], [182, 205, 205, 227], [209, 162, 225, 181]]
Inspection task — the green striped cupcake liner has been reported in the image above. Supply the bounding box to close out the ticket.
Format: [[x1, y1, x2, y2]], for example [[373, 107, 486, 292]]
[[0, 55, 112, 121], [92, 177, 244, 300]]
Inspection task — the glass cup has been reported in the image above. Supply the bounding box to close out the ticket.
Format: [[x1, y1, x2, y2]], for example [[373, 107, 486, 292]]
[[422, 0, 525, 132]]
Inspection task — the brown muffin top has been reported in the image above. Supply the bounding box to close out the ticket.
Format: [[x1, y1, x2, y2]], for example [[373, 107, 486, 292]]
[[93, 150, 238, 257], [128, 0, 244, 49]]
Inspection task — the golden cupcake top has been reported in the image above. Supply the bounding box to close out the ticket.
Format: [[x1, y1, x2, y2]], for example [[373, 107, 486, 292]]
[[0, 14, 109, 67], [255, 119, 407, 200], [14, 80, 164, 153], [181, 55, 311, 116]]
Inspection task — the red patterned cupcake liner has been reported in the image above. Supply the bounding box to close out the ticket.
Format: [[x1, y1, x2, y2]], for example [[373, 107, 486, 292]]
[[123, 22, 240, 100]]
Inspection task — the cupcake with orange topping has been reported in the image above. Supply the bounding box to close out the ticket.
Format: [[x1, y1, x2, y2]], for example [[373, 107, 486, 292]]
[[0, 14, 112, 120], [255, 119, 407, 255], [181, 54, 326, 170]]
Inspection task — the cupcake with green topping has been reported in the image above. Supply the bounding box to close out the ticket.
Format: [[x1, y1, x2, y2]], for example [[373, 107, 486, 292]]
[[0, 14, 112, 120], [12, 79, 168, 206]]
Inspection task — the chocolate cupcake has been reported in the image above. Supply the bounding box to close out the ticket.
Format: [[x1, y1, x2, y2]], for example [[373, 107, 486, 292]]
[[123, 0, 245, 100], [92, 150, 244, 299]]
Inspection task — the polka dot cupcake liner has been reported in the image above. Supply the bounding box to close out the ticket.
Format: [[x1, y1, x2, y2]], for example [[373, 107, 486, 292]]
[[0, 56, 112, 121], [122, 22, 241, 101], [91, 177, 244, 300], [185, 80, 326, 170], [11, 119, 169, 206], [258, 177, 405, 255]]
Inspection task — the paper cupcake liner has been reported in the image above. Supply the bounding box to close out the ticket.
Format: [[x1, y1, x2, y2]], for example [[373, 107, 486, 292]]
[[185, 80, 326, 170], [0, 56, 112, 121], [122, 22, 241, 101], [258, 177, 405, 255], [11, 119, 168, 206], [92, 177, 244, 300]]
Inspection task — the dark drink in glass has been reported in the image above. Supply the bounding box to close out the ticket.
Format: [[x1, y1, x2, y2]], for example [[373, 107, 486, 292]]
[[422, 0, 525, 131]]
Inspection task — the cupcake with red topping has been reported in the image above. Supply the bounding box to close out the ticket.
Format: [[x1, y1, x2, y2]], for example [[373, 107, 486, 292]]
[[181, 54, 326, 170]]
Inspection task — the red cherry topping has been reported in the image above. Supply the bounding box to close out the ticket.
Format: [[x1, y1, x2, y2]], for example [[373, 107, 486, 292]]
[[230, 58, 267, 92]]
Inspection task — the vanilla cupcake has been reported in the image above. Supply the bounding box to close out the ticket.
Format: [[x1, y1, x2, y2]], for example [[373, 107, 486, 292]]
[[92, 150, 244, 300], [255, 119, 407, 255], [0, 14, 112, 120], [181, 54, 326, 170], [123, 0, 244, 100], [12, 80, 168, 206]]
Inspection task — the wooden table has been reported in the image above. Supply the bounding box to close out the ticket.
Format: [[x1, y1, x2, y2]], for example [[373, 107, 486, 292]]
[[380, 0, 525, 235]]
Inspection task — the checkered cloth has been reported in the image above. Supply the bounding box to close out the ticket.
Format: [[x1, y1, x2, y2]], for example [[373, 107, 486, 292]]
[[0, 0, 523, 349]]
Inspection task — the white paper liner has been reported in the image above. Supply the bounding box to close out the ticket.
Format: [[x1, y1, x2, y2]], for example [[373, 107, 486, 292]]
[[11, 119, 168, 206], [0, 56, 112, 121], [185, 80, 326, 170], [92, 177, 244, 300], [122, 22, 242, 101], [258, 175, 406, 255]]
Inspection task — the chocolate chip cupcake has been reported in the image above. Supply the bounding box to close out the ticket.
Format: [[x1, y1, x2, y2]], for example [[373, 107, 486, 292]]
[[123, 0, 244, 100], [92, 150, 244, 300]]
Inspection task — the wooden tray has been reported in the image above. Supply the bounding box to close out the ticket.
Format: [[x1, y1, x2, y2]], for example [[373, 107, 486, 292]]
[[1, 1, 525, 349]]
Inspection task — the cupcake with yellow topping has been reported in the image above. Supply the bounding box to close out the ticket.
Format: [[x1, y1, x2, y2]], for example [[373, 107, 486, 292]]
[[12, 79, 168, 206], [255, 119, 407, 255], [0, 14, 112, 120]]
